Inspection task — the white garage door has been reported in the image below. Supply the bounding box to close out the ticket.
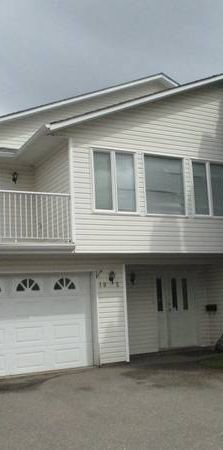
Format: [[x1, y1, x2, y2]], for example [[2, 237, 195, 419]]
[[0, 273, 93, 376]]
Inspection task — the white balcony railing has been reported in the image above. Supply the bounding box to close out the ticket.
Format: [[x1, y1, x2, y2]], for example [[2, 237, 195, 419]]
[[0, 190, 71, 243]]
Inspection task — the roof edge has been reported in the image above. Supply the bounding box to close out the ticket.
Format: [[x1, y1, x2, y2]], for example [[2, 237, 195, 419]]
[[0, 73, 178, 125], [47, 72, 223, 132]]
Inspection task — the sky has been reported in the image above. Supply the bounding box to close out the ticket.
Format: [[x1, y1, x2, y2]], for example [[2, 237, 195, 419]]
[[0, 0, 222, 115]]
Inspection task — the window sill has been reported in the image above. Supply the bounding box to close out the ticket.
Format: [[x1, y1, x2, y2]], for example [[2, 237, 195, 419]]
[[93, 209, 140, 216], [193, 215, 223, 219], [146, 214, 189, 218]]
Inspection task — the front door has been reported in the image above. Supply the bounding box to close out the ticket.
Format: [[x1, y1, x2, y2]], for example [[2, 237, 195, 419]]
[[156, 272, 197, 349]]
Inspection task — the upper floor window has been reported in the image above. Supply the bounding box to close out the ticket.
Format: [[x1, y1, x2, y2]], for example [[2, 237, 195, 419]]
[[192, 161, 223, 216], [93, 150, 136, 212], [192, 162, 209, 215], [144, 155, 185, 215]]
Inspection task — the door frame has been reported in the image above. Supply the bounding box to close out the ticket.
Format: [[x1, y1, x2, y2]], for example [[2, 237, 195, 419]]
[[155, 268, 198, 350]]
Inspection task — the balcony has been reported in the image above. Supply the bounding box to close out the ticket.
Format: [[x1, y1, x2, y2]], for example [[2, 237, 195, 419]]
[[0, 190, 71, 244]]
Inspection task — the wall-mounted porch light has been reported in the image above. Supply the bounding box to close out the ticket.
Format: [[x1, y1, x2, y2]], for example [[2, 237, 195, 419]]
[[12, 171, 18, 184], [130, 272, 136, 285], [109, 271, 115, 284]]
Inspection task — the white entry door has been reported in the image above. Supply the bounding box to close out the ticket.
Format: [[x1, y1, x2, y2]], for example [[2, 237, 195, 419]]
[[156, 272, 197, 349], [0, 273, 93, 376]]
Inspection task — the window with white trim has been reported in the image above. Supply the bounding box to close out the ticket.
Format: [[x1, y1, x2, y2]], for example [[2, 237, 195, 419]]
[[192, 161, 223, 216], [144, 155, 185, 215], [93, 150, 136, 212]]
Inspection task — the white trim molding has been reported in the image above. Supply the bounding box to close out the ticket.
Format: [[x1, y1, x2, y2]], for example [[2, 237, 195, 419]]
[[47, 73, 223, 132], [0, 73, 178, 124]]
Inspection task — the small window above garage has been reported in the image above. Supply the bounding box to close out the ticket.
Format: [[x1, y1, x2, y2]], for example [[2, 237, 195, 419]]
[[16, 278, 40, 292], [54, 277, 76, 291]]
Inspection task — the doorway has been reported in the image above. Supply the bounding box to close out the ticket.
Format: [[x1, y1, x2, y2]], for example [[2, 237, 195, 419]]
[[156, 271, 197, 349]]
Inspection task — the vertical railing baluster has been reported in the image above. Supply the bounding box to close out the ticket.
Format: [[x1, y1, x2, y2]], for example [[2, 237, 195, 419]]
[[35, 195, 38, 238], [51, 196, 54, 239], [46, 195, 49, 240], [30, 194, 33, 239], [19, 194, 22, 238], [56, 196, 59, 239], [14, 193, 17, 241], [61, 197, 65, 240], [9, 193, 11, 238], [3, 193, 6, 238], [25, 194, 28, 238], [41, 195, 44, 239], [66, 196, 70, 241]]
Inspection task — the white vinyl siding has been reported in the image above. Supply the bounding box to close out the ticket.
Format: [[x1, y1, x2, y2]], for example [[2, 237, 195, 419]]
[[35, 146, 69, 193], [0, 162, 34, 191], [66, 84, 223, 254], [96, 267, 129, 364], [126, 266, 158, 354], [144, 155, 184, 215]]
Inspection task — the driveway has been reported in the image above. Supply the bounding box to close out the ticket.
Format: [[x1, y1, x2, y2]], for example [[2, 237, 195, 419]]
[[1, 352, 223, 450]]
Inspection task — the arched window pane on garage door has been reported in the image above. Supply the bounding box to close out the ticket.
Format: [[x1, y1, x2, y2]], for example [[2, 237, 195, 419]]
[[16, 278, 40, 292], [54, 277, 76, 291]]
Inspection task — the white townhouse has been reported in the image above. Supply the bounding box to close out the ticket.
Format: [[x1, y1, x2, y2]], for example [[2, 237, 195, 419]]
[[0, 72, 222, 376]]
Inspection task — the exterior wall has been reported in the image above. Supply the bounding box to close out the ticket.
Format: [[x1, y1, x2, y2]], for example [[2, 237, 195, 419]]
[[35, 145, 69, 193], [0, 80, 165, 149], [0, 255, 129, 365], [206, 265, 223, 344], [126, 264, 211, 355], [66, 84, 223, 254], [0, 161, 35, 191], [127, 266, 158, 354]]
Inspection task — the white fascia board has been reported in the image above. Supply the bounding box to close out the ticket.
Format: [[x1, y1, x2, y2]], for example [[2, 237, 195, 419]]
[[47, 73, 223, 132], [0, 73, 177, 125]]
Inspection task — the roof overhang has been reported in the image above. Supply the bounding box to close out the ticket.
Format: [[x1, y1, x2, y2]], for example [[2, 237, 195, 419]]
[[46, 73, 223, 132], [0, 72, 222, 163], [0, 73, 178, 125]]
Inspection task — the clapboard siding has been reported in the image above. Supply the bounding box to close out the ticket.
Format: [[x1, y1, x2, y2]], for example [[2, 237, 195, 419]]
[[66, 84, 223, 253], [0, 81, 165, 149], [193, 268, 210, 346], [0, 162, 34, 191], [96, 267, 128, 364], [35, 145, 69, 193], [206, 265, 223, 343], [126, 266, 158, 354], [127, 264, 211, 354]]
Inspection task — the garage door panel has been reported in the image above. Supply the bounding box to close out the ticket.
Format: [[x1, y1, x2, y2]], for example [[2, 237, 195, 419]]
[[0, 273, 93, 376], [15, 325, 45, 344], [0, 355, 7, 375], [15, 350, 46, 371], [51, 298, 92, 316], [0, 328, 7, 346], [54, 343, 93, 369], [53, 317, 92, 340]]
